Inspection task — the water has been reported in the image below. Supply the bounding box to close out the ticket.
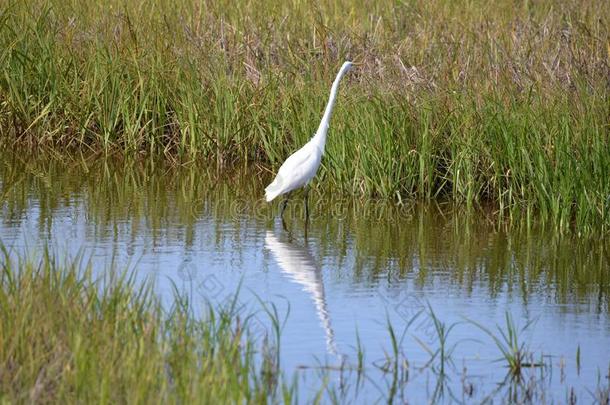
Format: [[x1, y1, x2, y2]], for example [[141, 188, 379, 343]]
[[1, 155, 609, 403]]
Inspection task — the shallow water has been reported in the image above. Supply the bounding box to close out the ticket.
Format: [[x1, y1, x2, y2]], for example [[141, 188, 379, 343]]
[[1, 155, 609, 403]]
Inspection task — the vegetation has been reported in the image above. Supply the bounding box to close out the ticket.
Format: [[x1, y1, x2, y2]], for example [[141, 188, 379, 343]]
[[469, 313, 541, 379], [0, 0, 608, 232], [0, 248, 294, 403]]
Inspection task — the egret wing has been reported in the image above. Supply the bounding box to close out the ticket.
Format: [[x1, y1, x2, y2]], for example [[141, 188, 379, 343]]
[[277, 141, 315, 174], [265, 141, 318, 200], [276, 142, 319, 185]]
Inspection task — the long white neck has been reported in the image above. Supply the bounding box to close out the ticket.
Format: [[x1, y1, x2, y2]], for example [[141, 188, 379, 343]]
[[312, 62, 352, 150]]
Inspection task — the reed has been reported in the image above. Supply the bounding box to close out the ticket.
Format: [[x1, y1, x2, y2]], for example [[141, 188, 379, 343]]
[[0, 0, 608, 232]]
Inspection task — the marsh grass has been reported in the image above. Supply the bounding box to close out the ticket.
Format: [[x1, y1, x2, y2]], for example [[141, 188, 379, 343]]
[[469, 312, 543, 379], [0, 0, 609, 232], [0, 247, 291, 403]]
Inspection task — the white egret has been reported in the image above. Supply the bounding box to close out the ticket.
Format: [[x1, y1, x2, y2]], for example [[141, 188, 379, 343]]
[[265, 61, 354, 220]]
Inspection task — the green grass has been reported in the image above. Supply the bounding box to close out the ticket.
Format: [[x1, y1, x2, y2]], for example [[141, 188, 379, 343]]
[[0, 0, 608, 233], [468, 312, 542, 379], [0, 248, 292, 403]]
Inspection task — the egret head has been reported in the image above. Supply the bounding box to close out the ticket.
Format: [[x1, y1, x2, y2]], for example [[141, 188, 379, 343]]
[[341, 61, 354, 72]]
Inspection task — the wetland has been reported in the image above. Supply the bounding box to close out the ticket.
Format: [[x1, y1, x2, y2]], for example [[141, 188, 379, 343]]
[[1, 154, 608, 403]]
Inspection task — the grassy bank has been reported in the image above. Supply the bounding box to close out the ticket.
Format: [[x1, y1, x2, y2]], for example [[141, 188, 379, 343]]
[[0, 0, 608, 232]]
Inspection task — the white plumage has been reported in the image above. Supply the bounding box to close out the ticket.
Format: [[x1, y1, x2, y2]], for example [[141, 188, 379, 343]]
[[265, 61, 354, 204], [264, 140, 323, 202]]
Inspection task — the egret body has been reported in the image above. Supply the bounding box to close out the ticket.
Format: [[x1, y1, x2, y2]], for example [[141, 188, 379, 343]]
[[265, 61, 353, 219]]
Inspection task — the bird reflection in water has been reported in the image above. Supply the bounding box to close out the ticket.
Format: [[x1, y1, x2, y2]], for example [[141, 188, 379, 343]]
[[264, 230, 338, 355]]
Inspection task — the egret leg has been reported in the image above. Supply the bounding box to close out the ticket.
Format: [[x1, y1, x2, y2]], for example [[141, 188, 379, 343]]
[[280, 192, 291, 220], [281, 193, 290, 233], [304, 186, 310, 221]]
